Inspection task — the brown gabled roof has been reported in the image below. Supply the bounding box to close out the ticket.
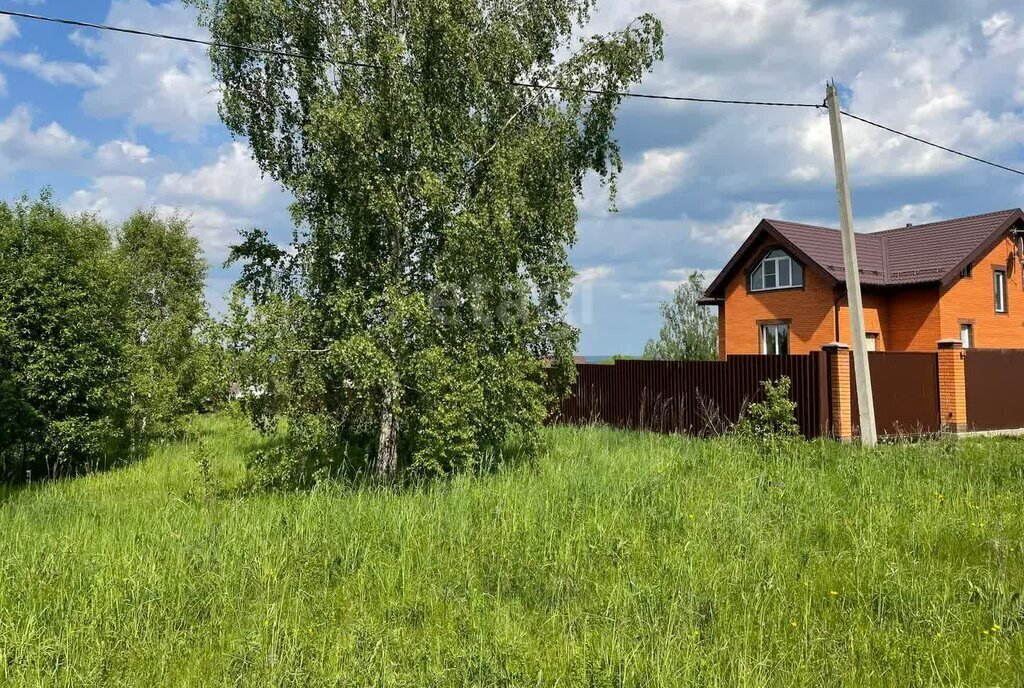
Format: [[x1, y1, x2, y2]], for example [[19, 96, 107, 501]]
[[702, 208, 1024, 300]]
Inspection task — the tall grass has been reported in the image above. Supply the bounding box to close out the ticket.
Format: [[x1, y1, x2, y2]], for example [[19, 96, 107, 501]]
[[0, 415, 1022, 686]]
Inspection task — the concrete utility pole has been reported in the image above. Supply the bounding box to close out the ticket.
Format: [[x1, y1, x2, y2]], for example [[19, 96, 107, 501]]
[[825, 81, 878, 447]]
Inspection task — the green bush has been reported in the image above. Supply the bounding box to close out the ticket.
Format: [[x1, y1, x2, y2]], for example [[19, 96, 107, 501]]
[[0, 193, 138, 479], [0, 195, 214, 481], [735, 376, 802, 452]]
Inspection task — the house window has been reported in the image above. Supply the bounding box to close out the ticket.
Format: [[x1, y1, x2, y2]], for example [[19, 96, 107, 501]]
[[865, 333, 879, 352], [994, 269, 1008, 313], [761, 323, 790, 355], [750, 249, 804, 292], [960, 323, 974, 349]]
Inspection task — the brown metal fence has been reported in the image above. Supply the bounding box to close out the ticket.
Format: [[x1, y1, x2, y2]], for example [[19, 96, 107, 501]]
[[965, 349, 1024, 431], [849, 352, 941, 436], [556, 354, 829, 438]]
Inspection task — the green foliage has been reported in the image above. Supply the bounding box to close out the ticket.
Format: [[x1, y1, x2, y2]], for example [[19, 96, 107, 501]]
[[0, 194, 216, 481], [643, 271, 718, 361], [735, 376, 802, 449], [0, 193, 137, 479], [2, 415, 1023, 684], [116, 211, 209, 435], [244, 413, 374, 491], [225, 227, 289, 305], [190, 0, 665, 476], [190, 315, 232, 412]]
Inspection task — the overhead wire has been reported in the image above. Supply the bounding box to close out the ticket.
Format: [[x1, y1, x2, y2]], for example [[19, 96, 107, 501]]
[[3, 8, 1024, 177], [0, 9, 828, 109], [839, 110, 1024, 177]]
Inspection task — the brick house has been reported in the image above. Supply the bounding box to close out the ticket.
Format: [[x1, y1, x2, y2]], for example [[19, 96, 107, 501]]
[[699, 209, 1024, 358]]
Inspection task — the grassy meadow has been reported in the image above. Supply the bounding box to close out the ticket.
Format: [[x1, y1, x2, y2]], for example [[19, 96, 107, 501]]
[[1, 415, 1023, 686]]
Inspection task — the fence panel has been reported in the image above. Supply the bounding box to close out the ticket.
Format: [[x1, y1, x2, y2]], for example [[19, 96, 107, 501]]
[[850, 352, 940, 436], [965, 349, 1024, 432], [555, 353, 828, 438]]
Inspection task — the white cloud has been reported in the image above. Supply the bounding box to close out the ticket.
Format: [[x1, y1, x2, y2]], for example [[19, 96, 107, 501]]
[[159, 143, 278, 208], [616, 148, 689, 209], [574, 265, 613, 286], [578, 0, 1024, 196], [789, 165, 821, 181], [95, 139, 153, 170], [78, 0, 220, 141], [65, 173, 250, 261], [689, 202, 783, 244], [66, 176, 149, 221], [0, 16, 19, 45], [578, 146, 689, 215], [0, 3, 219, 140], [655, 267, 720, 294], [0, 106, 88, 172], [0, 52, 104, 86], [858, 203, 939, 231], [982, 12, 1013, 38], [154, 204, 249, 260]]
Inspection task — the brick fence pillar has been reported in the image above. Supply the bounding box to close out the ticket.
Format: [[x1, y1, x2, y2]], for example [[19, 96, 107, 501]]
[[937, 339, 968, 433], [822, 342, 853, 441]]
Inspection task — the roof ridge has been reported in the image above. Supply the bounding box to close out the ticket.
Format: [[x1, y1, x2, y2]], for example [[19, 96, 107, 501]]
[[870, 208, 1021, 236], [764, 218, 837, 231]]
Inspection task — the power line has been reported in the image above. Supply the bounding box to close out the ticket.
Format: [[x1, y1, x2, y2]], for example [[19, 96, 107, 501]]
[[0, 8, 820, 108], [840, 110, 1024, 177], [508, 81, 821, 108], [0, 8, 374, 68], [4, 8, 1024, 177]]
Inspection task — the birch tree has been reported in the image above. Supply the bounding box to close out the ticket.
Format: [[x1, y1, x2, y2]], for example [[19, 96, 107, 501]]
[[643, 271, 718, 361], [191, 0, 664, 475]]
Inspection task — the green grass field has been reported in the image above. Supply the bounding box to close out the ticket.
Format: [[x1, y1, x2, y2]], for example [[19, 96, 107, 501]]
[[1, 415, 1022, 686]]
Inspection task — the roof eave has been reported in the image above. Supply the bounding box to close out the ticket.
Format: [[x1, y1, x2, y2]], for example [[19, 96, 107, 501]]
[[702, 219, 838, 299], [938, 210, 1024, 288]]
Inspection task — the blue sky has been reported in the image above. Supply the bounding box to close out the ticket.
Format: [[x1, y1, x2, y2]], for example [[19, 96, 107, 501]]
[[2, 0, 1023, 356]]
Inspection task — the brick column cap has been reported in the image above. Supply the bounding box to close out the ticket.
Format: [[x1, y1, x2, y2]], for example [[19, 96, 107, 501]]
[[822, 342, 850, 351], [937, 339, 963, 350]]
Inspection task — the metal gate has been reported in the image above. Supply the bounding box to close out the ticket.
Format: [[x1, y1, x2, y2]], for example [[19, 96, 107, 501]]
[[851, 352, 941, 436], [965, 349, 1024, 431]]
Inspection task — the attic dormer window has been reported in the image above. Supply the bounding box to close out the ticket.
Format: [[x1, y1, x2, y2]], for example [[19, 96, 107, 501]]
[[750, 249, 803, 292]]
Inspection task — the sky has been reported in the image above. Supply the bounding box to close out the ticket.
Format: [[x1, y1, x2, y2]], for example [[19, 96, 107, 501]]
[[1, 0, 1023, 356]]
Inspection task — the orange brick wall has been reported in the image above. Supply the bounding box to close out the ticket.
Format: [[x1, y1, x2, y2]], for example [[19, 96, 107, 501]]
[[884, 285, 942, 351], [720, 233, 1024, 355], [938, 237, 1024, 347], [722, 262, 836, 354], [722, 237, 886, 355], [836, 291, 888, 351]]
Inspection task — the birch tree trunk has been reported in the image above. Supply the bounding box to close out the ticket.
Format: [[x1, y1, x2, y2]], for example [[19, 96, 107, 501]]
[[376, 380, 399, 475]]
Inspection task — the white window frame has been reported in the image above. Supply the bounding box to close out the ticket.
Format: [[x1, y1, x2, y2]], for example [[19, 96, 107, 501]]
[[760, 323, 790, 355], [750, 249, 804, 292], [960, 323, 973, 349], [865, 333, 879, 352], [994, 269, 1008, 314]]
